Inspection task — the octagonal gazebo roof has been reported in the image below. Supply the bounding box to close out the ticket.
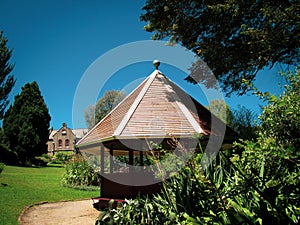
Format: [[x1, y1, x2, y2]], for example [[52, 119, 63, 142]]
[[77, 69, 236, 151]]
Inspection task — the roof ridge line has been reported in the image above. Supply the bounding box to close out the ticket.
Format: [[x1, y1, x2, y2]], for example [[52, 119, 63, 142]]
[[164, 78, 205, 134], [77, 70, 159, 145], [113, 70, 159, 137]]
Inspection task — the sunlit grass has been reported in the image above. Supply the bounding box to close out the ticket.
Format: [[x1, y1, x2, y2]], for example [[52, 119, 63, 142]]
[[0, 166, 99, 225]]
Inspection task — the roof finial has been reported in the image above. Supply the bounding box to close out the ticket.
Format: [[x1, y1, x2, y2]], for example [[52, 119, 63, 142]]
[[153, 59, 160, 70]]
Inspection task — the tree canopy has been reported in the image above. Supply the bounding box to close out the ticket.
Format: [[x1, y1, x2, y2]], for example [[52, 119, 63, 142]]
[[231, 105, 257, 140], [2, 81, 51, 164], [259, 69, 300, 148], [84, 90, 126, 129], [141, 0, 300, 95], [208, 99, 257, 140], [208, 99, 234, 125], [0, 31, 15, 119]]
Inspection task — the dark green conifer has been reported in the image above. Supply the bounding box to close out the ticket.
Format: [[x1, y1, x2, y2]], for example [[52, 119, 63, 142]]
[[3, 82, 51, 163]]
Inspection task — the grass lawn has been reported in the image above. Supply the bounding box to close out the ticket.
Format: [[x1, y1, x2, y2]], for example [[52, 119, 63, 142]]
[[0, 165, 100, 225]]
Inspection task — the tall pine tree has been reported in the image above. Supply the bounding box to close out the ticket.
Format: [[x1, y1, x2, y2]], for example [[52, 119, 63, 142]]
[[0, 31, 15, 119], [3, 81, 51, 164]]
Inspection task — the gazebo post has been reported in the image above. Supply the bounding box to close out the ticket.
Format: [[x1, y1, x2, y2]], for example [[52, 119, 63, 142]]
[[129, 149, 133, 172], [100, 144, 104, 175], [139, 151, 144, 167], [100, 144, 105, 198], [185, 139, 190, 153], [109, 146, 114, 174]]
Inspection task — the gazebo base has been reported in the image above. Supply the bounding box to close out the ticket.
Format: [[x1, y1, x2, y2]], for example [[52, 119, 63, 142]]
[[101, 173, 162, 199], [92, 172, 162, 210]]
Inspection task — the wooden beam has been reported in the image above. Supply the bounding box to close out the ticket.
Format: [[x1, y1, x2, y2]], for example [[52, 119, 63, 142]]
[[129, 149, 133, 173], [110, 147, 114, 174], [140, 151, 144, 167], [100, 144, 104, 198], [100, 144, 104, 175]]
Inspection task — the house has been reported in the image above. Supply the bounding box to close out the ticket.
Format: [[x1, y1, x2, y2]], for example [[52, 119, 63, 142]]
[[77, 63, 238, 207], [47, 123, 88, 155]]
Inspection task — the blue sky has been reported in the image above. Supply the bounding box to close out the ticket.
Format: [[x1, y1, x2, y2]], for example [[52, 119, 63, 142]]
[[0, 0, 285, 129]]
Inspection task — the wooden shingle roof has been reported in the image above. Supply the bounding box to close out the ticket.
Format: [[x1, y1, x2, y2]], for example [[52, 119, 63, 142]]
[[77, 70, 235, 148]]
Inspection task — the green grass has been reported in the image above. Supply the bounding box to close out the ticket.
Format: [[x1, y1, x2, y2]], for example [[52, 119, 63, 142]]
[[0, 166, 100, 225]]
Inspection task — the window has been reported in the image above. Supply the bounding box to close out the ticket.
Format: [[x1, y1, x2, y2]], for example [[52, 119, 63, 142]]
[[62, 129, 67, 135], [58, 139, 62, 148], [65, 139, 70, 148]]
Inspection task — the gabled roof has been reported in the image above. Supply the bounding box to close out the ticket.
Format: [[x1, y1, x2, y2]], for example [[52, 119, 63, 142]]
[[77, 70, 236, 147], [49, 124, 88, 140], [52, 126, 73, 138], [49, 130, 58, 140]]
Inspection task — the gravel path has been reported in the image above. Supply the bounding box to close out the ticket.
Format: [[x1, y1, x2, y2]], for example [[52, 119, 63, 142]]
[[19, 199, 100, 225]]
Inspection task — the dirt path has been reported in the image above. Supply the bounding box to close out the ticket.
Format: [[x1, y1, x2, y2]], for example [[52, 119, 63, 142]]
[[19, 199, 100, 225]]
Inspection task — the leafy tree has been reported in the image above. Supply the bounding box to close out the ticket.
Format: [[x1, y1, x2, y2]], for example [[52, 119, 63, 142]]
[[208, 99, 234, 125], [209, 70, 300, 224], [259, 69, 300, 148], [2, 82, 51, 164], [227, 70, 300, 223], [84, 90, 126, 129], [208, 100, 257, 140], [0, 127, 8, 145], [232, 105, 258, 140], [141, 0, 299, 95], [84, 105, 95, 130], [0, 31, 16, 119]]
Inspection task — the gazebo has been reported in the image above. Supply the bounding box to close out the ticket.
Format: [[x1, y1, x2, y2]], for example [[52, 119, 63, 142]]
[[77, 64, 237, 207]]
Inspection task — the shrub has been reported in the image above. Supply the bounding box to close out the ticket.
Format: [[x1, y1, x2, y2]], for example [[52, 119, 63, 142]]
[[53, 152, 73, 164], [61, 155, 100, 188], [96, 197, 166, 225], [230, 139, 299, 224], [31, 154, 51, 167], [0, 144, 18, 165], [95, 152, 232, 225], [97, 148, 299, 224], [259, 69, 300, 149]]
